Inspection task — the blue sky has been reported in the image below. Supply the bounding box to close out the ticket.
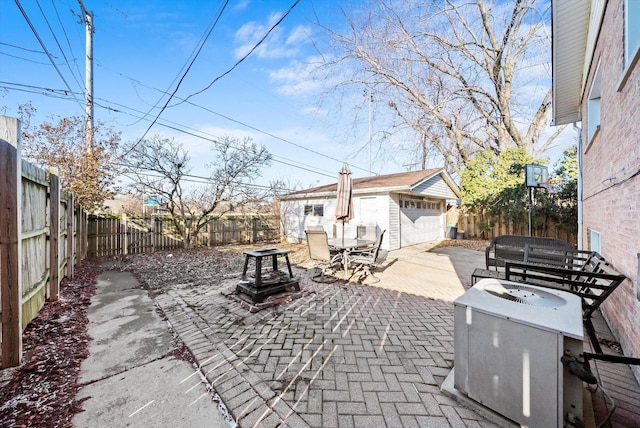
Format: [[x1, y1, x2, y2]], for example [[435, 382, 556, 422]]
[[1, 1, 575, 191], [2, 0, 381, 190]]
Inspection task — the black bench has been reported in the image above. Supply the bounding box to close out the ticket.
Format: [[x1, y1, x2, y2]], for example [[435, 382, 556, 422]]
[[485, 234, 574, 269], [472, 235, 574, 284], [501, 252, 640, 372], [474, 241, 640, 379]]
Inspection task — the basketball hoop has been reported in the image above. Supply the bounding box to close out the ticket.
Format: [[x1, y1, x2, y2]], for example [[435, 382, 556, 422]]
[[525, 164, 549, 237], [536, 181, 550, 190], [525, 164, 549, 188]]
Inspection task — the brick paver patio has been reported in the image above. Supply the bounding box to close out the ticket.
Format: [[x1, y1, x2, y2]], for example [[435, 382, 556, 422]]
[[154, 244, 640, 427]]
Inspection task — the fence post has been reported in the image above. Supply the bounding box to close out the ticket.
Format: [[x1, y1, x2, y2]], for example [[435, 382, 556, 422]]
[[122, 213, 128, 255], [49, 167, 60, 301], [66, 193, 75, 278], [77, 208, 84, 262], [0, 116, 23, 367]]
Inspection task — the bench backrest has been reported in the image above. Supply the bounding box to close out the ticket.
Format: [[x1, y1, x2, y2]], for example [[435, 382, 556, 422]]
[[485, 235, 573, 269], [524, 244, 594, 269]]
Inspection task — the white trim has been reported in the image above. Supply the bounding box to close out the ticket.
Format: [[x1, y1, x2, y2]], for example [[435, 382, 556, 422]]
[[587, 60, 602, 143], [582, 0, 607, 96], [625, 0, 640, 69], [589, 229, 602, 253]]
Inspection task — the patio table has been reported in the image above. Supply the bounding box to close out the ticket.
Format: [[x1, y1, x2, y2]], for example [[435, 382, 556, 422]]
[[328, 238, 374, 277]]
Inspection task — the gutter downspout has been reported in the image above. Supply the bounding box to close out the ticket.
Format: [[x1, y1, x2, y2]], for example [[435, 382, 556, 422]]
[[573, 123, 583, 249]]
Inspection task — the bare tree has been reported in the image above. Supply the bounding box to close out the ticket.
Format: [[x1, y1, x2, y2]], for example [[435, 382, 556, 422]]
[[20, 104, 122, 210], [122, 135, 272, 248], [326, 0, 565, 175]]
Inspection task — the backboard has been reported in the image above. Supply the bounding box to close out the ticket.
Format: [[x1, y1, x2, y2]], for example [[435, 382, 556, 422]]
[[525, 164, 549, 189]]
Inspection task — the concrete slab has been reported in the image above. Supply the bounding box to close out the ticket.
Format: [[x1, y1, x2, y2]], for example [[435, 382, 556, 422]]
[[77, 271, 175, 382], [73, 358, 227, 428], [73, 269, 231, 428]]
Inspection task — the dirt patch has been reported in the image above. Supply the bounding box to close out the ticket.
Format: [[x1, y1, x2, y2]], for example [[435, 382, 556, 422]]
[[435, 238, 489, 252], [113, 242, 310, 296]]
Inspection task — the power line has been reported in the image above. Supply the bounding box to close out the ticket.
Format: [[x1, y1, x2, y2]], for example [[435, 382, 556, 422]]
[[0, 80, 75, 96], [103, 101, 338, 179], [2, 79, 370, 179], [1, 80, 338, 179], [175, 0, 302, 106], [125, 1, 231, 127], [126, 0, 231, 154], [95, 63, 373, 175], [50, 0, 84, 86], [176, 97, 372, 175], [0, 41, 47, 54], [116, 166, 296, 192], [128, 0, 302, 157], [0, 51, 62, 65], [34, 0, 84, 92], [14, 0, 83, 109]]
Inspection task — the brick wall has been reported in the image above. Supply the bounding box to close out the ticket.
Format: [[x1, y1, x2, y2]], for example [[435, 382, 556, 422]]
[[580, 0, 640, 380]]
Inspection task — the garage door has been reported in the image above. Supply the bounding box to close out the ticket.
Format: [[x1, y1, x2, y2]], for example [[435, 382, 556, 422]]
[[400, 207, 443, 247]]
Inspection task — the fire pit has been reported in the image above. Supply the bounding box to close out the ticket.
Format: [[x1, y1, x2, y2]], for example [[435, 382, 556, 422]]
[[236, 248, 299, 303]]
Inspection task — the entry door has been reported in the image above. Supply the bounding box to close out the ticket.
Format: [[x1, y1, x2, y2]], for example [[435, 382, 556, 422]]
[[359, 197, 378, 226]]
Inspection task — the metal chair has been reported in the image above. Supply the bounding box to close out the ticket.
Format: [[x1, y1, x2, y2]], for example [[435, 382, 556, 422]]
[[348, 230, 386, 282], [305, 230, 343, 282], [356, 225, 378, 242], [306, 225, 325, 232]]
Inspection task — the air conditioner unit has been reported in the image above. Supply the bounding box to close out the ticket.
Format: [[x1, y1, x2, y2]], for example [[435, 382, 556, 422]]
[[454, 279, 584, 427]]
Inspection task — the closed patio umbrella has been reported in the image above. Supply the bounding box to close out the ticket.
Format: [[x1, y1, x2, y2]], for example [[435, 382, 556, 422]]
[[335, 163, 353, 244]]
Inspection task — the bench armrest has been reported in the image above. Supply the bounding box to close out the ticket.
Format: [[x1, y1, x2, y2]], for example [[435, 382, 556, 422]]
[[504, 260, 626, 313]]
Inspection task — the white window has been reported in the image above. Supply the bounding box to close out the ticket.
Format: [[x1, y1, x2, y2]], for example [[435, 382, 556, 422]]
[[625, 0, 640, 68], [590, 229, 601, 254], [587, 63, 601, 142], [303, 204, 324, 216]]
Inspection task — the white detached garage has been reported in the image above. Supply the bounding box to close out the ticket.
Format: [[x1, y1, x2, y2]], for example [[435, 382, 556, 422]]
[[280, 169, 460, 250]]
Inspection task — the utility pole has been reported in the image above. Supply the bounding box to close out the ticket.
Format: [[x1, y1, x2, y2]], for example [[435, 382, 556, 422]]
[[367, 88, 372, 177], [78, 0, 94, 152]]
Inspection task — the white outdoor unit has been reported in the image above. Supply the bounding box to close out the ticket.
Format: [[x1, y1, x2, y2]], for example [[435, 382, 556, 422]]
[[454, 279, 584, 427]]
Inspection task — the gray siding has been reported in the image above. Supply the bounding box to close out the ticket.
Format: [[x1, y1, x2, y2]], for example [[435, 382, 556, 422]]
[[413, 175, 458, 199]]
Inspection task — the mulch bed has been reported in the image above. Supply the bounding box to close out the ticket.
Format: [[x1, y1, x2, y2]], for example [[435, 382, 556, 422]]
[[0, 260, 100, 428]]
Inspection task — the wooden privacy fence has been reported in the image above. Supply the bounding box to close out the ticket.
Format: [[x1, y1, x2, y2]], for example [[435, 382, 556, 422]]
[[454, 208, 577, 246], [1, 116, 88, 368], [87, 214, 280, 257]]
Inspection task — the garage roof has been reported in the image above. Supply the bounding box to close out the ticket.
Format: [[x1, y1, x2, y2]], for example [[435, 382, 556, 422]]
[[283, 169, 460, 199]]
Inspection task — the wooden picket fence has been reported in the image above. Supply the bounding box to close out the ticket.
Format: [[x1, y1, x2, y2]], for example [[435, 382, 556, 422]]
[[1, 116, 88, 368], [87, 214, 280, 257]]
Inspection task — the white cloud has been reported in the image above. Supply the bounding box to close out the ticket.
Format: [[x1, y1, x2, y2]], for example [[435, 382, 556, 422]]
[[268, 55, 337, 97], [233, 0, 250, 12], [233, 13, 312, 59], [286, 25, 310, 45]]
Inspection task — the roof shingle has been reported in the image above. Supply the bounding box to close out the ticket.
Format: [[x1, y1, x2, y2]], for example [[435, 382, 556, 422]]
[[288, 169, 441, 195]]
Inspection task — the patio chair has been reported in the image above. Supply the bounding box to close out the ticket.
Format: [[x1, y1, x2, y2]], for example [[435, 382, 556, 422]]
[[305, 230, 343, 283], [348, 230, 386, 282], [356, 225, 377, 241]]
